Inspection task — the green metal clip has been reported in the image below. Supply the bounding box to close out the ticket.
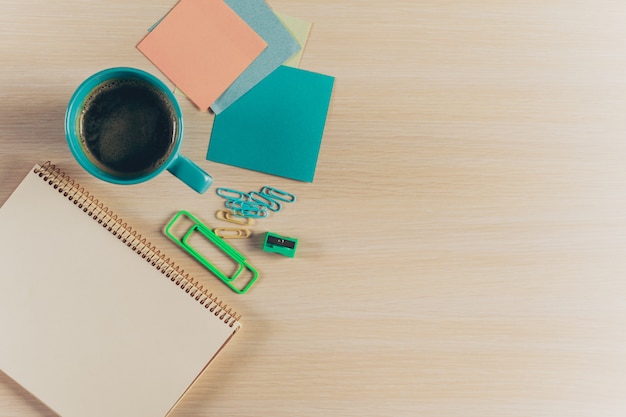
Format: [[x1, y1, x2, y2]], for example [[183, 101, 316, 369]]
[[164, 210, 259, 294]]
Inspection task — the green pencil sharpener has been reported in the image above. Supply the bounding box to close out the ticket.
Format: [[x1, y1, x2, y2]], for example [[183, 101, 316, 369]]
[[263, 232, 298, 258]]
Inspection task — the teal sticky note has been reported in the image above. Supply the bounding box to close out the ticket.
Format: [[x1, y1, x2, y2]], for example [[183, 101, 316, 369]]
[[207, 66, 334, 182], [210, 0, 301, 114]]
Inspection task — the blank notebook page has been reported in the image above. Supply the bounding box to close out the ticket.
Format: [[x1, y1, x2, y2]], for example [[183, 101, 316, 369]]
[[0, 166, 239, 417]]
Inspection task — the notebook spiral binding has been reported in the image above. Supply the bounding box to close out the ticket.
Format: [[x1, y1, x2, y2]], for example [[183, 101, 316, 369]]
[[34, 162, 241, 327]]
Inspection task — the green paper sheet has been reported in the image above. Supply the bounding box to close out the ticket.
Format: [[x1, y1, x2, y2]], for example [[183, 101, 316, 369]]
[[207, 66, 334, 182]]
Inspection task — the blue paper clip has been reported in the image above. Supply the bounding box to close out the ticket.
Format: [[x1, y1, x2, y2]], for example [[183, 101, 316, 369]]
[[225, 199, 259, 211], [216, 187, 249, 201], [260, 186, 296, 203], [249, 191, 282, 212], [234, 207, 268, 219], [225, 200, 268, 218]]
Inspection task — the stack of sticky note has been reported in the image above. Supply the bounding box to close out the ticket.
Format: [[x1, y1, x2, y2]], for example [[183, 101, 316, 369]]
[[137, 0, 334, 182]]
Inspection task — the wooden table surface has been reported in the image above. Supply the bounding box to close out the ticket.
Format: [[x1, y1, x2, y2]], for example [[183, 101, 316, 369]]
[[3, 0, 626, 416]]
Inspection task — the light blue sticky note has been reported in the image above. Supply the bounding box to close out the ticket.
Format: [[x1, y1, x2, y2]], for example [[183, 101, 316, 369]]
[[274, 12, 312, 68], [210, 0, 301, 114], [207, 66, 334, 182]]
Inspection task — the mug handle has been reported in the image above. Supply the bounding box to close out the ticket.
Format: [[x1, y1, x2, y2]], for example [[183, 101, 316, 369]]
[[167, 154, 213, 194]]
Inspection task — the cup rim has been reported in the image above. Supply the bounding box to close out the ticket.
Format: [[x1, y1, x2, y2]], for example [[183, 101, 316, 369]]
[[65, 67, 184, 185]]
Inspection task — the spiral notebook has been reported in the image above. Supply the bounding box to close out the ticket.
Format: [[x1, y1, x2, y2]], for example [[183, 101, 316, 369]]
[[0, 163, 241, 417]]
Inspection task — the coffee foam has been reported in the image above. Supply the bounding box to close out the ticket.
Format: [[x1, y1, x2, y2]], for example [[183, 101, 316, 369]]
[[78, 78, 177, 178]]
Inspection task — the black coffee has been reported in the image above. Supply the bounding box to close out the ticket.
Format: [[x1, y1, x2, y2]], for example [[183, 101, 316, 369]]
[[79, 78, 177, 178]]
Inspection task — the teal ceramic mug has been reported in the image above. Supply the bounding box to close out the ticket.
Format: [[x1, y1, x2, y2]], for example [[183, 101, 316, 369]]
[[65, 67, 212, 193]]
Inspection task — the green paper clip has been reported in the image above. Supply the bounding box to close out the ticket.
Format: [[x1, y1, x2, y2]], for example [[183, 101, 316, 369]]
[[263, 232, 298, 258], [164, 210, 259, 294]]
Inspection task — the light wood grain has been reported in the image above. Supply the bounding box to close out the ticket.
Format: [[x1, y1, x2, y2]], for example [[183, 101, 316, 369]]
[[3, 0, 626, 416]]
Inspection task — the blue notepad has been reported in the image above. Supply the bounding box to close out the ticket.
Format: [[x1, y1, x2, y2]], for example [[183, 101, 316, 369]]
[[207, 65, 334, 182], [210, 0, 301, 114]]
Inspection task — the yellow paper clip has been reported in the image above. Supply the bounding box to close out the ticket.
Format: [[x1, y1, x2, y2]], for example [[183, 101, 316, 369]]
[[216, 209, 254, 226], [213, 227, 252, 239]]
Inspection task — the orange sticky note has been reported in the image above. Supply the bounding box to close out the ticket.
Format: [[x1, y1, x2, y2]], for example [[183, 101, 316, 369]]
[[137, 0, 267, 110]]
